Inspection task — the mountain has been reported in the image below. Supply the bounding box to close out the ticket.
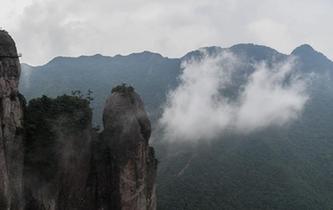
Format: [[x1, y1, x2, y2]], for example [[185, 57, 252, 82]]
[[157, 45, 333, 210], [20, 43, 333, 125], [292, 44, 333, 73], [20, 52, 180, 125], [19, 44, 333, 209]]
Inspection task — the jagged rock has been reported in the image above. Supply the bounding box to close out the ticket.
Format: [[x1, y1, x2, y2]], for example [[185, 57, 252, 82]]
[[91, 84, 157, 210], [0, 30, 25, 210]]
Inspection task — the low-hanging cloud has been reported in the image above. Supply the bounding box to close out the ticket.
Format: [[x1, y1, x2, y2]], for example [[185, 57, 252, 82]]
[[159, 51, 309, 142]]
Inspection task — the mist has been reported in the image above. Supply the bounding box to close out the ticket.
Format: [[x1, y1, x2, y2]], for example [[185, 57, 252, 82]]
[[159, 51, 310, 142]]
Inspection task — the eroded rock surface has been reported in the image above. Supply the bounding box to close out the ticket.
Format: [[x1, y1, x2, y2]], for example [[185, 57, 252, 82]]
[[91, 85, 157, 210], [0, 30, 25, 210]]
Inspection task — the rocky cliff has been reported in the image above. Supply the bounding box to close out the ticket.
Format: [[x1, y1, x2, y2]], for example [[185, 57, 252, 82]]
[[97, 85, 157, 210], [0, 30, 25, 210], [85, 85, 157, 210], [0, 31, 157, 210]]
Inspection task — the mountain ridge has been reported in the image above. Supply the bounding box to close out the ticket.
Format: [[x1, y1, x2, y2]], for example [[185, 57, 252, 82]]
[[19, 43, 333, 126], [21, 43, 332, 68]]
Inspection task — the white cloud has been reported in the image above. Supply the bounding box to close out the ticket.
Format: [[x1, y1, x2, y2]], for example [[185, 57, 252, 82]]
[[235, 59, 308, 132], [159, 51, 309, 142]]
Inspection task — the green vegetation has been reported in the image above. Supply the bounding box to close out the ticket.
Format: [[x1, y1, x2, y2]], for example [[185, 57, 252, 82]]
[[111, 83, 134, 94], [71, 89, 94, 104], [24, 94, 92, 182]]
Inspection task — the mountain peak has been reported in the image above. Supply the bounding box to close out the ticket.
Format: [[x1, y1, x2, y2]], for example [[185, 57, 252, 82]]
[[230, 43, 283, 55], [291, 44, 333, 72], [130, 51, 163, 58], [291, 43, 331, 61], [291, 44, 316, 55], [182, 46, 223, 61]]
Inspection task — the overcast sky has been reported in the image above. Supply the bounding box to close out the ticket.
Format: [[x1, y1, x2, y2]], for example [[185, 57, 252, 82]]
[[0, 0, 332, 65]]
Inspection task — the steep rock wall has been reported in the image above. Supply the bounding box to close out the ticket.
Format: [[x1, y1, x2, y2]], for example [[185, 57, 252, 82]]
[[0, 30, 25, 210], [94, 85, 157, 210]]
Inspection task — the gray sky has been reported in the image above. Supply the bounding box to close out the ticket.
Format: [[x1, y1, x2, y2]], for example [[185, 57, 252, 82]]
[[1, 0, 332, 65]]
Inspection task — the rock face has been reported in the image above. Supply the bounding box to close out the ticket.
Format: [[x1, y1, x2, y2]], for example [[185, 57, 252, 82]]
[[0, 30, 25, 210], [104, 86, 157, 210], [0, 31, 157, 210], [88, 85, 157, 210]]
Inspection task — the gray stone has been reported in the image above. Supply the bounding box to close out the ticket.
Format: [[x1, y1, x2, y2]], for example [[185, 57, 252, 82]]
[[0, 30, 25, 210]]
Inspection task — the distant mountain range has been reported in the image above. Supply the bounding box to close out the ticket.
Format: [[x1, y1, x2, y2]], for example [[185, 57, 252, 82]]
[[20, 44, 333, 209], [20, 44, 333, 124]]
